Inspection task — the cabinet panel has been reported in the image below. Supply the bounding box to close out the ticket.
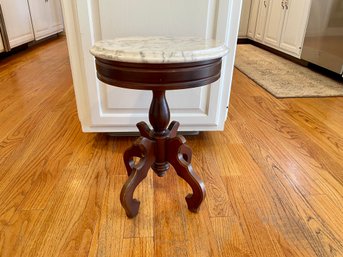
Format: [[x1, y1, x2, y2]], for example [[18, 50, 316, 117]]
[[264, 0, 284, 47], [97, 0, 217, 127], [0, 0, 34, 48], [28, 0, 64, 40], [28, 0, 51, 40], [49, 0, 64, 30], [280, 0, 311, 57], [63, 0, 240, 132], [255, 0, 269, 41], [0, 36, 4, 52], [246, 0, 311, 58], [247, 0, 260, 38], [239, 0, 252, 37]]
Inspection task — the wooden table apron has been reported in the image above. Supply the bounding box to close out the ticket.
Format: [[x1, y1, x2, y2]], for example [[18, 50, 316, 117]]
[[95, 57, 222, 218]]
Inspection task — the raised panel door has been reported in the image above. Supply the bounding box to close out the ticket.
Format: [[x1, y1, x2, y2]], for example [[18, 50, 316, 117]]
[[28, 0, 51, 40], [0, 0, 34, 47], [239, 0, 252, 37], [0, 36, 4, 52], [49, 0, 64, 31], [280, 0, 311, 57], [97, 0, 212, 129], [255, 0, 270, 42], [247, 0, 261, 38], [263, 0, 285, 48]]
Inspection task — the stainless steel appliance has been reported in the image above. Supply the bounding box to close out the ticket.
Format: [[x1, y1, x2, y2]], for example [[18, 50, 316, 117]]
[[301, 0, 343, 75]]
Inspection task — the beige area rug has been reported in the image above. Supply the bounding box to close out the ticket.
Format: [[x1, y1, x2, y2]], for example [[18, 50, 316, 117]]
[[234, 44, 343, 98]]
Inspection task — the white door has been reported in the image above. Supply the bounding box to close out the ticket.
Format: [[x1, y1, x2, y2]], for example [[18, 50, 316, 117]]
[[255, 0, 270, 42], [280, 0, 311, 57], [247, 0, 261, 39], [28, 0, 64, 40], [49, 0, 64, 32], [63, 0, 239, 132], [0, 36, 4, 52], [239, 0, 252, 37], [0, 0, 34, 48], [27, 0, 51, 40], [263, 0, 285, 48]]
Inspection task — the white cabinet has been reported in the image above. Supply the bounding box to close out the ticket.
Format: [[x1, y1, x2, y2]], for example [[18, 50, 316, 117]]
[[279, 0, 311, 56], [255, 0, 270, 42], [264, 0, 285, 47], [247, 0, 260, 38], [263, 0, 311, 56], [60, 0, 242, 132], [0, 0, 34, 48], [248, 0, 311, 57], [49, 0, 64, 30], [0, 36, 4, 52], [28, 0, 64, 40], [239, 0, 252, 38]]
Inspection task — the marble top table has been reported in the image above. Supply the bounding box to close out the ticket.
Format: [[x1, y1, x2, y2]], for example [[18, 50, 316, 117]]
[[90, 36, 228, 63], [91, 37, 228, 218]]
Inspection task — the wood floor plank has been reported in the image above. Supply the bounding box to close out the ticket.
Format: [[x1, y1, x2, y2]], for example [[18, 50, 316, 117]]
[[188, 133, 234, 217], [0, 210, 42, 257], [153, 170, 188, 243], [1, 39, 343, 257], [87, 176, 127, 257], [181, 208, 221, 257], [286, 99, 343, 135], [228, 119, 343, 257], [210, 216, 251, 257], [123, 171, 154, 238], [121, 238, 154, 257], [23, 134, 109, 257], [231, 92, 343, 201]]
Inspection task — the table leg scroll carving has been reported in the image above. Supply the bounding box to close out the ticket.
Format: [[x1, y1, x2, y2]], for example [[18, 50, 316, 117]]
[[168, 121, 180, 138], [121, 137, 155, 218], [136, 121, 152, 139], [167, 135, 206, 212]]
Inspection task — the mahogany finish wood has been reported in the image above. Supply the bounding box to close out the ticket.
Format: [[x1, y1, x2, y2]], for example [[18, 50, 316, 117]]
[[95, 57, 222, 218], [95, 58, 222, 90]]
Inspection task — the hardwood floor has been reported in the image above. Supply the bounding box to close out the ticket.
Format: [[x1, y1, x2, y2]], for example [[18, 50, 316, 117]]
[[0, 37, 342, 257]]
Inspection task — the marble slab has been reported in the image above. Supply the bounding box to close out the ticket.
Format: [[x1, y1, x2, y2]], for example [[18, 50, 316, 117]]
[[90, 36, 229, 63]]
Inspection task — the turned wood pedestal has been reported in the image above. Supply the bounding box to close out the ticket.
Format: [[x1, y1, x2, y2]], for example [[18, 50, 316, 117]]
[[91, 37, 228, 218]]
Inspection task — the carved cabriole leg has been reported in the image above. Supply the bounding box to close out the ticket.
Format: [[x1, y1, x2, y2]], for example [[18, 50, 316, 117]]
[[167, 135, 206, 212], [121, 93, 206, 217], [123, 122, 152, 176], [121, 137, 155, 218]]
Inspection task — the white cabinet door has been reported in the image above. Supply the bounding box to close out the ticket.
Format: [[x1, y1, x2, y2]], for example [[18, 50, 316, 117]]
[[0, 36, 4, 52], [247, 0, 260, 38], [255, 0, 270, 42], [27, 0, 51, 40], [239, 0, 252, 38], [0, 0, 34, 48], [263, 0, 285, 48], [28, 0, 64, 40], [280, 0, 311, 57], [61, 0, 241, 132], [49, 0, 64, 32]]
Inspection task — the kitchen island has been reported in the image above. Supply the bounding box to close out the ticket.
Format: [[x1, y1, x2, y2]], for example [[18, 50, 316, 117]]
[[60, 0, 242, 132]]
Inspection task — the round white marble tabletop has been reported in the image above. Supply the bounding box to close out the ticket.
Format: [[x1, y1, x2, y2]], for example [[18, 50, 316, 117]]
[[90, 37, 228, 63]]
